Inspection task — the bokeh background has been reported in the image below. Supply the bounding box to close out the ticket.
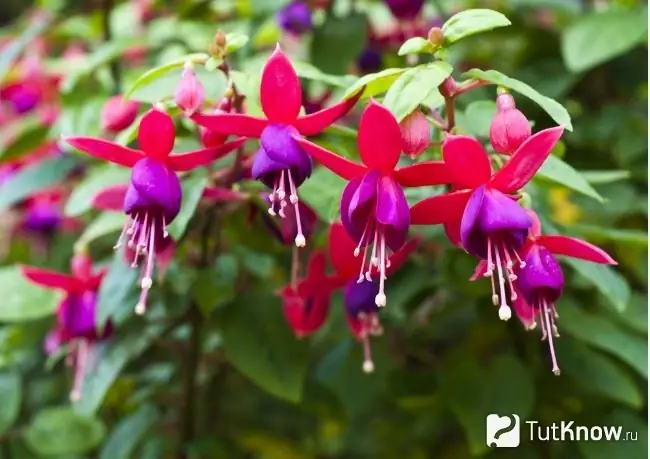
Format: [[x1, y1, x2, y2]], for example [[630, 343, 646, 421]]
[[0, 0, 647, 458]]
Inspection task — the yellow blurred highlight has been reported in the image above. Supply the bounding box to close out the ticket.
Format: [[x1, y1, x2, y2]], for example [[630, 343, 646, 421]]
[[548, 188, 581, 226], [237, 431, 312, 459]]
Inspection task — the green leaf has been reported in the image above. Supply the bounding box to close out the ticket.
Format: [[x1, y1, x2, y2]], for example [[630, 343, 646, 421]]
[[561, 8, 648, 73], [167, 169, 209, 240], [611, 293, 647, 334], [292, 61, 357, 88], [124, 53, 209, 99], [99, 404, 159, 459], [560, 301, 647, 378], [129, 65, 227, 104], [581, 170, 631, 185], [577, 409, 648, 459], [74, 325, 164, 415], [311, 13, 368, 75], [0, 120, 50, 164], [24, 407, 106, 456], [0, 266, 62, 322], [441, 9, 511, 45], [220, 291, 310, 403], [193, 255, 238, 317], [61, 39, 139, 92], [0, 155, 78, 212], [458, 100, 497, 137], [536, 155, 604, 202], [556, 339, 643, 408], [225, 32, 249, 53], [299, 166, 346, 223], [462, 68, 573, 131], [564, 257, 630, 312], [96, 250, 140, 328], [0, 371, 21, 435], [0, 14, 50, 84], [567, 224, 647, 248], [397, 37, 433, 56], [343, 67, 407, 100], [76, 212, 125, 251], [65, 164, 130, 217], [383, 62, 453, 122]]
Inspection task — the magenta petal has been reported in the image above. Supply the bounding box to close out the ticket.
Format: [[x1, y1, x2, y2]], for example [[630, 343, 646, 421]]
[[260, 45, 302, 123], [516, 245, 564, 305], [293, 88, 363, 136], [44, 328, 64, 355], [128, 158, 182, 221], [441, 134, 492, 189], [137, 107, 176, 160], [64, 137, 144, 167], [191, 112, 268, 138], [375, 175, 410, 251], [536, 235, 617, 265], [478, 189, 531, 235], [58, 291, 99, 340], [460, 185, 486, 253], [92, 185, 128, 211], [344, 170, 380, 243], [357, 101, 402, 172]]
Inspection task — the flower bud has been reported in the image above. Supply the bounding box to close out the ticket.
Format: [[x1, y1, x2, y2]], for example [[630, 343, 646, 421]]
[[101, 96, 139, 133], [277, 1, 313, 36], [439, 76, 456, 97], [400, 111, 431, 158], [174, 62, 205, 115], [427, 26, 444, 47], [489, 93, 531, 154]]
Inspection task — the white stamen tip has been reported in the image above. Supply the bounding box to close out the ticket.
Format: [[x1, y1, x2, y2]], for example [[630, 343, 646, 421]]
[[552, 368, 561, 376], [498, 305, 512, 321], [135, 302, 147, 315], [163, 230, 169, 238], [362, 360, 375, 373], [519, 261, 526, 268], [294, 234, 306, 248], [353, 248, 361, 257], [289, 194, 299, 204], [375, 293, 387, 307], [491, 294, 499, 306], [268, 208, 277, 216], [277, 190, 286, 200], [527, 321, 537, 331], [141, 277, 153, 290]]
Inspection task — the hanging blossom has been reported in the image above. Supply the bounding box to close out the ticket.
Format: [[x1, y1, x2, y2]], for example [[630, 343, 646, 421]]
[[294, 100, 448, 307], [64, 106, 246, 314], [411, 126, 564, 320], [328, 223, 419, 372], [191, 45, 363, 248], [22, 253, 112, 401], [510, 211, 616, 375]]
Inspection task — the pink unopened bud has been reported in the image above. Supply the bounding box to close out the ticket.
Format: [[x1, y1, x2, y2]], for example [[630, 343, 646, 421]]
[[489, 93, 531, 154], [71, 252, 93, 280], [400, 111, 431, 158], [101, 96, 139, 133], [439, 77, 456, 97], [175, 63, 205, 115]]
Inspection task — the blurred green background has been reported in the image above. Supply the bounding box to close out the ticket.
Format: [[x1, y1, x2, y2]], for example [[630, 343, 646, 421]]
[[0, 0, 647, 458]]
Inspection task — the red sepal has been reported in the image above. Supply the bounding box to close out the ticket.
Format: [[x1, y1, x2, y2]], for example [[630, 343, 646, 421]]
[[441, 134, 491, 189], [166, 137, 246, 171], [394, 161, 450, 187], [293, 136, 366, 180], [190, 112, 268, 138], [536, 235, 617, 265], [293, 88, 364, 136], [64, 137, 143, 167], [410, 190, 471, 225], [21, 266, 84, 292]]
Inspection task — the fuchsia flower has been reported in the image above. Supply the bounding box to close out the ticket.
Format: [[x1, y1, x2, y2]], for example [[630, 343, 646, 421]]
[[277, 1, 313, 36], [294, 101, 448, 307], [384, 0, 425, 21], [22, 253, 111, 401], [328, 223, 419, 372], [411, 126, 564, 320], [64, 107, 246, 314], [101, 96, 139, 134], [174, 62, 205, 115], [191, 45, 362, 247], [513, 211, 616, 375], [262, 198, 318, 246], [280, 251, 334, 338], [489, 92, 531, 155]]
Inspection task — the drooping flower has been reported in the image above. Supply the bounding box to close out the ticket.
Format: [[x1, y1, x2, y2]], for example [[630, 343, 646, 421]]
[[101, 95, 140, 134], [65, 107, 246, 314], [513, 211, 616, 375], [191, 45, 363, 247], [384, 0, 425, 20], [489, 92, 531, 155], [327, 223, 419, 371], [280, 251, 335, 338], [400, 110, 431, 158], [174, 62, 205, 115], [277, 1, 313, 36], [294, 101, 448, 306], [262, 197, 318, 247], [356, 48, 383, 74], [411, 126, 564, 320], [22, 253, 111, 401]]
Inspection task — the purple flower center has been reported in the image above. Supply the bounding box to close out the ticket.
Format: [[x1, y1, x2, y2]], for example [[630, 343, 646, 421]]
[[252, 124, 313, 247], [277, 1, 313, 35], [344, 279, 384, 373], [116, 157, 182, 315], [58, 291, 99, 340], [460, 185, 532, 320], [23, 203, 62, 234], [7, 86, 40, 114], [340, 170, 410, 307], [516, 245, 564, 375], [356, 48, 383, 74]]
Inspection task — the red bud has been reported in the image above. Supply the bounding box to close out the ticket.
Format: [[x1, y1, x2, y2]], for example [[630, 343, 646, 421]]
[[489, 93, 531, 154], [400, 111, 431, 158], [101, 96, 139, 133], [175, 63, 205, 115], [71, 253, 93, 280]]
